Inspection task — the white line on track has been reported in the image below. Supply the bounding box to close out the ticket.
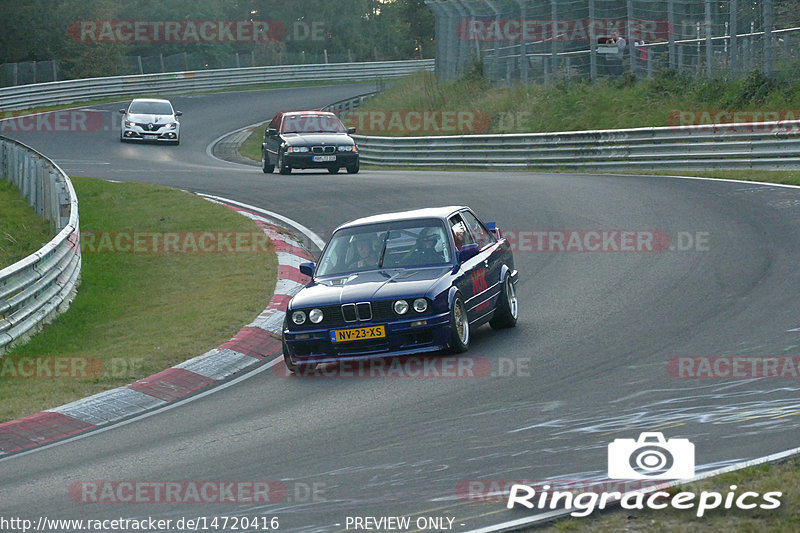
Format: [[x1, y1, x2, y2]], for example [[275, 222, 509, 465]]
[[0, 356, 284, 464], [198, 193, 326, 251]]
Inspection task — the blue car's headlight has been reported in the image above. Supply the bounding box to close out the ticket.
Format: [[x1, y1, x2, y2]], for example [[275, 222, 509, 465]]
[[291, 310, 307, 325], [393, 300, 409, 315], [413, 298, 428, 313], [309, 308, 324, 324]]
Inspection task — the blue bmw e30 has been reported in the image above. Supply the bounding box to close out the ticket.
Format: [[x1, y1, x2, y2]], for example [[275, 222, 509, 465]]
[[281, 206, 519, 373]]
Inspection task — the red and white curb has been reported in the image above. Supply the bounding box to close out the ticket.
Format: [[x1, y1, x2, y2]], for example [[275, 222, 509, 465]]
[[0, 198, 314, 456]]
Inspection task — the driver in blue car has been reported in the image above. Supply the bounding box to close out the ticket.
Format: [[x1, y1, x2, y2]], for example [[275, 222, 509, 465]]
[[403, 227, 446, 266], [349, 233, 379, 270]]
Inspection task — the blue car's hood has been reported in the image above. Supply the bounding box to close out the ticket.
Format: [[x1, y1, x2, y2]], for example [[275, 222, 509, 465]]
[[290, 267, 451, 308]]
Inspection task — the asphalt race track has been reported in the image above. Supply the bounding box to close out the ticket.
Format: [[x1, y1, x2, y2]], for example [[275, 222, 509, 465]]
[[2, 83, 800, 531]]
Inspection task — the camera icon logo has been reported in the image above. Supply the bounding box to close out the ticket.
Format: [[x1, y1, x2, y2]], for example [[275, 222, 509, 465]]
[[608, 432, 695, 480]]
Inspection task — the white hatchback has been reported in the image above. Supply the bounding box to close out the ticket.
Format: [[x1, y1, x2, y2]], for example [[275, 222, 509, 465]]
[[119, 98, 181, 144]]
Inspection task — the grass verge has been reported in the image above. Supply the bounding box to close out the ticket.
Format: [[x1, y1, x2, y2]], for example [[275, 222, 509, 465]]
[[353, 69, 800, 135], [532, 456, 800, 532], [0, 177, 277, 423], [0, 180, 55, 269], [239, 123, 268, 162]]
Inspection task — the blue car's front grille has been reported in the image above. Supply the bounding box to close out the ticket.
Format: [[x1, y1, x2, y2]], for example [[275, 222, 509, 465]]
[[341, 304, 356, 322], [294, 300, 427, 328]]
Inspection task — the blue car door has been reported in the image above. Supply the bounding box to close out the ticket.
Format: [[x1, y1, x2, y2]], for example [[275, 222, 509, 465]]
[[449, 213, 493, 322], [460, 209, 504, 316]]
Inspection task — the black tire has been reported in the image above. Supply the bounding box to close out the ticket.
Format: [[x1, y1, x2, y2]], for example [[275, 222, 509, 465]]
[[328, 167, 340, 174], [490, 275, 518, 329], [448, 295, 470, 353], [346, 160, 360, 174], [262, 150, 275, 173], [278, 151, 291, 174]]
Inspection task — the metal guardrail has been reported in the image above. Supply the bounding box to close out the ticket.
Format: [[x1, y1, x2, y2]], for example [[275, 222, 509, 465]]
[[0, 137, 80, 355], [323, 92, 379, 114], [353, 121, 800, 170], [0, 59, 435, 111]]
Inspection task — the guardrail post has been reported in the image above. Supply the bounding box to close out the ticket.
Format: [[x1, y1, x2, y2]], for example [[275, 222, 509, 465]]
[[589, 0, 597, 80], [763, 0, 774, 76], [730, 0, 738, 76], [550, 0, 558, 80], [705, 0, 713, 79]]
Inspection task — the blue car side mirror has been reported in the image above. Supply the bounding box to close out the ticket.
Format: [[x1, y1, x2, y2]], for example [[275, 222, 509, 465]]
[[458, 244, 480, 262], [485, 221, 501, 238], [299, 262, 316, 277]]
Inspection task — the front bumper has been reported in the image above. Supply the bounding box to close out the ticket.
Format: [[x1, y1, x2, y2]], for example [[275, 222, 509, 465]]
[[283, 311, 451, 365], [284, 152, 358, 169], [122, 125, 180, 142]]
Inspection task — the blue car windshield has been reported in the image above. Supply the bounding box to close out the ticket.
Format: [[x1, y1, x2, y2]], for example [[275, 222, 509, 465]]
[[316, 219, 452, 276]]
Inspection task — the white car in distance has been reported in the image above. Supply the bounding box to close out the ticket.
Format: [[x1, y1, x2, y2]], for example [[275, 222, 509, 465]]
[[119, 98, 182, 145]]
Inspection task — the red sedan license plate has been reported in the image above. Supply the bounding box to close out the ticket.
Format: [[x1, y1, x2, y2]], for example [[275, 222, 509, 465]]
[[331, 325, 385, 343]]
